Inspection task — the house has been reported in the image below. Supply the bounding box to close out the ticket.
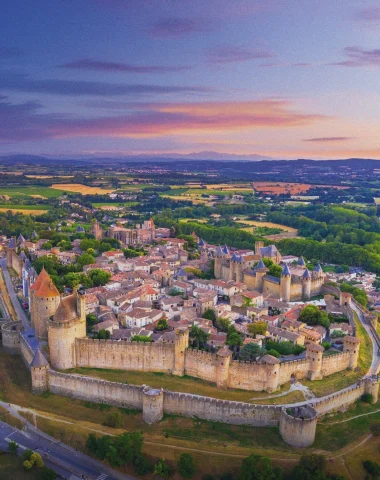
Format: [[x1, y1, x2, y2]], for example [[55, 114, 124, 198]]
[[267, 325, 305, 346], [124, 308, 163, 328]]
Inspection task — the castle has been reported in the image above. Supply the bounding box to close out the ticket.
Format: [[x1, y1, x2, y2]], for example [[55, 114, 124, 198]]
[[107, 218, 155, 246], [214, 241, 326, 302]]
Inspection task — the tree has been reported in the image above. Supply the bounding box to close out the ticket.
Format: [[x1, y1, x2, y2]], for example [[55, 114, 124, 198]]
[[23, 460, 33, 471], [202, 308, 217, 324], [363, 460, 380, 479], [189, 325, 210, 349], [39, 466, 57, 480], [178, 453, 196, 479], [22, 449, 33, 461], [292, 455, 327, 480], [248, 321, 267, 337], [156, 318, 169, 331], [97, 329, 110, 339], [77, 253, 95, 270], [88, 269, 112, 286], [104, 411, 123, 428], [238, 453, 283, 480], [8, 441, 18, 455], [99, 242, 113, 253], [239, 343, 265, 361], [86, 313, 98, 331], [299, 305, 330, 329], [154, 458, 171, 479], [30, 452, 44, 468], [131, 335, 152, 342]]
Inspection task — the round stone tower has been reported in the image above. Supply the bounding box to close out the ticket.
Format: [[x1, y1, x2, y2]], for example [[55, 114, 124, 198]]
[[343, 335, 360, 370], [302, 268, 311, 301], [364, 375, 380, 403], [306, 343, 324, 380], [254, 259, 269, 292], [216, 346, 232, 389], [214, 246, 224, 279], [48, 290, 86, 370], [280, 264, 291, 302], [30, 268, 60, 340], [279, 405, 317, 447], [142, 387, 164, 424], [173, 328, 189, 376], [30, 348, 49, 394], [259, 354, 280, 392], [1, 321, 23, 355]]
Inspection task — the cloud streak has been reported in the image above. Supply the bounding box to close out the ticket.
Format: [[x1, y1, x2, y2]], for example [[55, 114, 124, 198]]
[[354, 7, 380, 22], [61, 58, 191, 73], [0, 72, 213, 96], [331, 46, 380, 67], [0, 97, 327, 143], [303, 137, 353, 143], [149, 17, 213, 38], [207, 45, 275, 64]]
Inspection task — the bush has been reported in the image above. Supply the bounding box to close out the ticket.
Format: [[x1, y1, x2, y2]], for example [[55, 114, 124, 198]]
[[39, 466, 57, 480], [267, 349, 280, 358], [23, 460, 33, 471], [103, 411, 123, 428], [8, 441, 18, 455], [361, 393, 374, 404], [22, 449, 33, 461], [322, 341, 331, 350], [363, 460, 380, 477], [154, 458, 171, 479], [178, 453, 196, 479], [133, 454, 153, 475]]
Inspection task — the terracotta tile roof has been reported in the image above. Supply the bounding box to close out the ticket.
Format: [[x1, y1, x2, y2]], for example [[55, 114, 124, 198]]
[[32, 269, 60, 298]]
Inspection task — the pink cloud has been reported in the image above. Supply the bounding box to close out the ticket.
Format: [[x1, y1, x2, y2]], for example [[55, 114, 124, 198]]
[[149, 17, 213, 38], [332, 46, 380, 67], [0, 97, 327, 143], [354, 7, 380, 22], [303, 137, 353, 143]]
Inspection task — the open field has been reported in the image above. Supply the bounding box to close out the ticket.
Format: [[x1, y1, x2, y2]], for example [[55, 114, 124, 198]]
[[0, 453, 41, 480], [236, 220, 297, 232], [253, 181, 313, 195], [51, 183, 115, 195], [0, 186, 65, 198], [0, 208, 47, 215]]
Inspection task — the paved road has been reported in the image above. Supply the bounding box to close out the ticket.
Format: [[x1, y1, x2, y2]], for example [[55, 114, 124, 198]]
[[352, 302, 380, 375], [0, 258, 30, 330]]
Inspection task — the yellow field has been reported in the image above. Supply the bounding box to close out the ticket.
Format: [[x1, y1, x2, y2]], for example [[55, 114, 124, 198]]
[[30, 195, 47, 199], [51, 183, 115, 195], [0, 208, 46, 215], [161, 194, 213, 205], [236, 220, 297, 232], [374, 198, 380, 204]]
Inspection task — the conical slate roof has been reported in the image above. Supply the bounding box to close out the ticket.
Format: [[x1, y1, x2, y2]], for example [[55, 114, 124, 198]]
[[31, 231, 38, 239], [215, 246, 224, 257], [177, 267, 187, 277], [236, 255, 244, 263], [17, 234, 26, 243], [198, 238, 205, 247], [314, 263, 323, 273], [223, 245, 229, 255], [302, 268, 311, 279], [281, 264, 291, 276], [76, 225, 85, 233], [7, 237, 16, 248], [254, 259, 267, 271], [298, 256, 306, 266], [30, 349, 48, 368]]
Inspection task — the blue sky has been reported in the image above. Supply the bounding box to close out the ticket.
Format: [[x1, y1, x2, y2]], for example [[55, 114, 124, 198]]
[[1, 0, 380, 159]]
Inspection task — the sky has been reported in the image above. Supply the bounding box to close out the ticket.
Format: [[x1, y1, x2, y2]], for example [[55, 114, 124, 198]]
[[1, 0, 380, 160]]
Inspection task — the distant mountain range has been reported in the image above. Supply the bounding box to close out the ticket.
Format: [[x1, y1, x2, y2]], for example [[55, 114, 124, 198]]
[[139, 151, 274, 161]]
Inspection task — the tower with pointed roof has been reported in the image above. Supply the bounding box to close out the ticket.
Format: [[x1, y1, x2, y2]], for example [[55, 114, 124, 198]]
[[30, 268, 61, 340], [90, 219, 103, 240], [280, 264, 291, 302], [30, 348, 49, 394], [48, 289, 86, 370], [254, 259, 269, 291], [6, 237, 16, 269], [302, 268, 311, 300]]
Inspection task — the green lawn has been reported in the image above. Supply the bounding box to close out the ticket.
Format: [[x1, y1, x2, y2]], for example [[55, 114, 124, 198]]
[[91, 202, 138, 207], [0, 453, 40, 480], [0, 204, 51, 210], [0, 186, 65, 198]]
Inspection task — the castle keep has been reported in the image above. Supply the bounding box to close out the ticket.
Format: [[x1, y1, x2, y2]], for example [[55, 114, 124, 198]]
[[214, 241, 325, 302]]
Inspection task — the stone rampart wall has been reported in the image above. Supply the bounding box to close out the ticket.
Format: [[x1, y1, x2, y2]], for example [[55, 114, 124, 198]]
[[75, 338, 175, 373], [321, 352, 351, 376], [184, 349, 217, 382], [311, 381, 365, 415], [20, 333, 35, 369], [48, 370, 144, 408], [278, 358, 309, 384]]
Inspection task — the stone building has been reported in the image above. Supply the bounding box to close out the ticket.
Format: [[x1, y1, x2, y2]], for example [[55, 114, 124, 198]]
[[107, 218, 155, 246], [214, 243, 325, 302]]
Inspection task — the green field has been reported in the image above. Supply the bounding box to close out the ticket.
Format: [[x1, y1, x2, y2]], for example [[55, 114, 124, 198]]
[[91, 202, 138, 208], [0, 204, 51, 210], [0, 186, 65, 198], [0, 453, 41, 480]]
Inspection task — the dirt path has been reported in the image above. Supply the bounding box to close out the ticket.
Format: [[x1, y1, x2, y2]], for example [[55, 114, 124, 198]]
[[326, 409, 380, 425]]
